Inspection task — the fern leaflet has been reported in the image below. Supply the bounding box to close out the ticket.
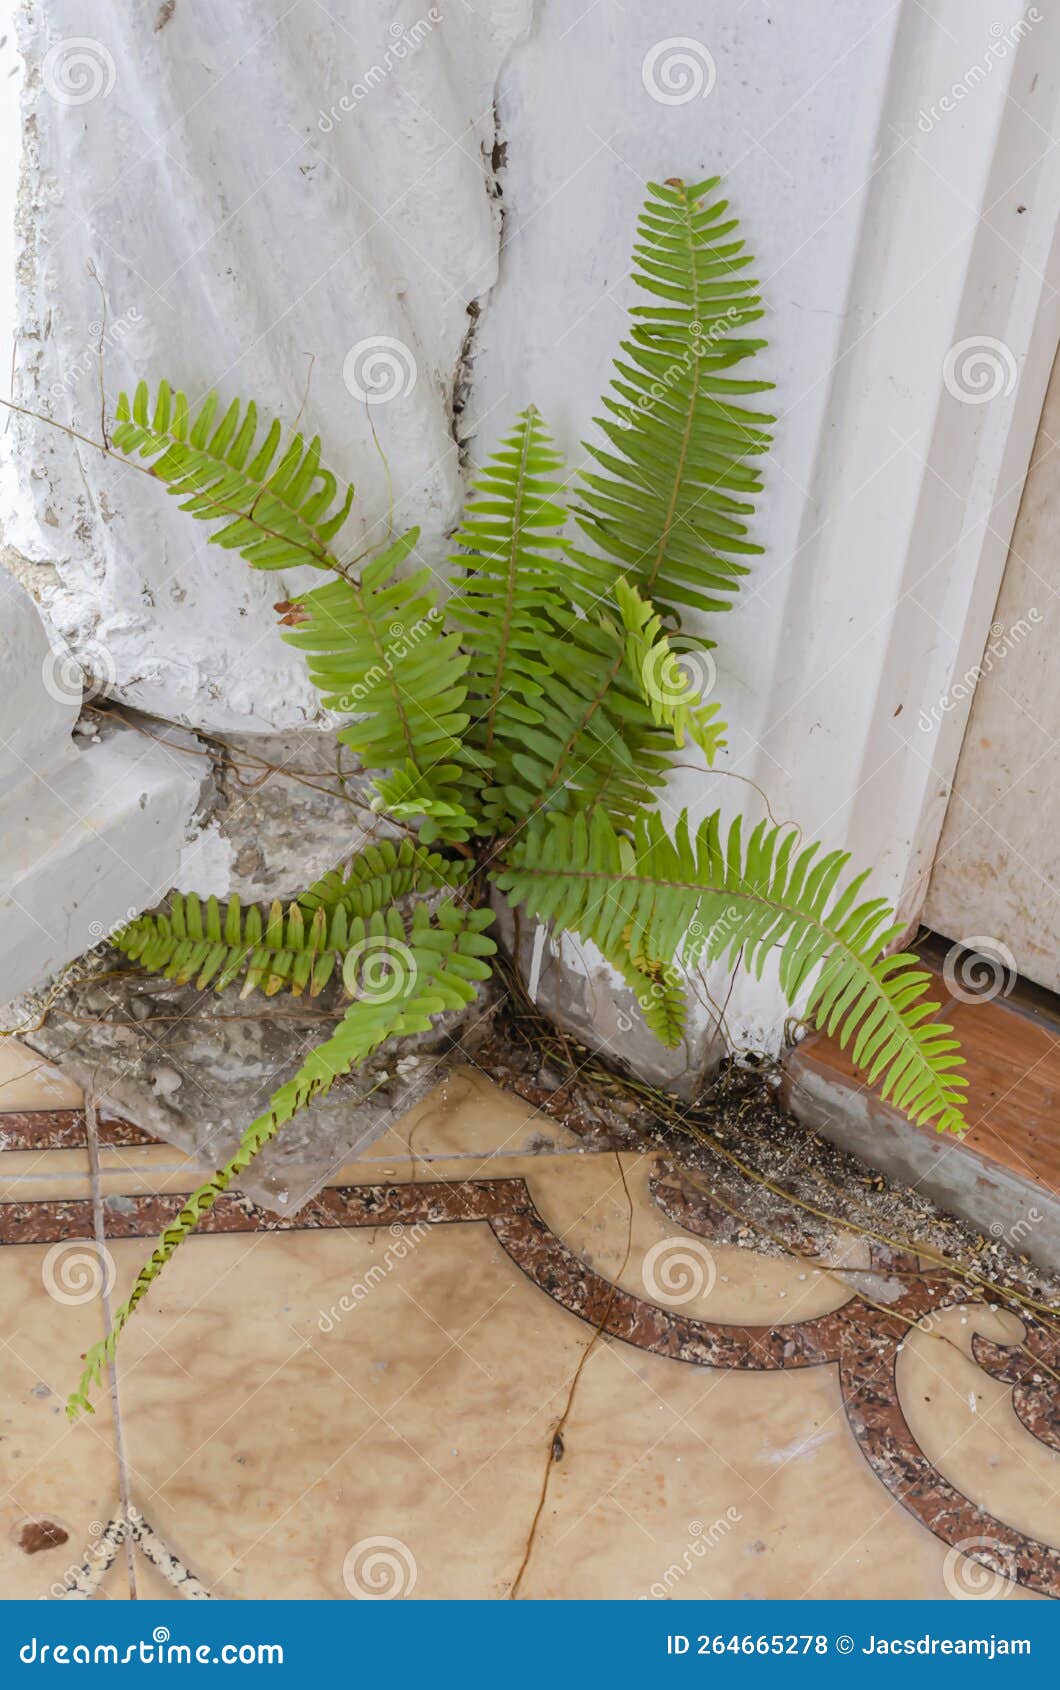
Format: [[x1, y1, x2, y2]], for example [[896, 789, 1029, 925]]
[[112, 380, 354, 572], [495, 808, 968, 1133], [612, 577, 726, 762]]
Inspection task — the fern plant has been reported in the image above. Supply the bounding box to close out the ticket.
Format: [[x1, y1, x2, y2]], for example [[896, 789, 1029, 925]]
[[66, 177, 968, 1418]]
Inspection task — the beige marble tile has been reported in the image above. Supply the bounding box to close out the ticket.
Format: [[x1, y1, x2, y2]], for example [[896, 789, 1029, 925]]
[[0, 1153, 91, 1200], [4, 1075, 1050, 1603], [99, 1141, 1049, 1601], [347, 1066, 580, 1164], [898, 1303, 1060, 1549], [0, 1241, 123, 1598], [0, 1040, 82, 1112]]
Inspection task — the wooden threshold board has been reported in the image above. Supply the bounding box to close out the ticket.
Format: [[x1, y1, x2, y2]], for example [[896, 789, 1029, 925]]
[[783, 966, 1060, 1269]]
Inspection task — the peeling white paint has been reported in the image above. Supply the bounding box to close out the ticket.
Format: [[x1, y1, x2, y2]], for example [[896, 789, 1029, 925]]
[[7, 0, 531, 734]]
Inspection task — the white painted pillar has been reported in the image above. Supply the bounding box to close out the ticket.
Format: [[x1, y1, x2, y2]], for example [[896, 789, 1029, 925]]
[[473, 0, 1060, 1058]]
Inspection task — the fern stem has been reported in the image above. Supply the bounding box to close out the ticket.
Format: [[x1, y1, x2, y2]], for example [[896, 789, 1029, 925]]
[[644, 180, 704, 598], [495, 855, 958, 1123], [483, 405, 535, 754], [65, 1107, 288, 1420]]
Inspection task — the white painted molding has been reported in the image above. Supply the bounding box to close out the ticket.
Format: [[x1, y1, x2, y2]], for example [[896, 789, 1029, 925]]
[[0, 572, 202, 1000]]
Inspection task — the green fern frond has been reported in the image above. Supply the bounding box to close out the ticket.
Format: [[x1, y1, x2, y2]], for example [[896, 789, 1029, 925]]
[[612, 577, 727, 762], [448, 407, 569, 752], [113, 834, 469, 999], [486, 610, 676, 828], [371, 761, 479, 845], [446, 410, 674, 830], [299, 836, 470, 913], [570, 178, 774, 622], [282, 529, 479, 840], [112, 380, 354, 571], [67, 899, 496, 1418], [603, 924, 688, 1048], [114, 891, 352, 998], [495, 808, 968, 1133]]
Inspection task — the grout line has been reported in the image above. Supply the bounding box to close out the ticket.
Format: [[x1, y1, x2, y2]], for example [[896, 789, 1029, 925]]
[[84, 1096, 138, 1601]]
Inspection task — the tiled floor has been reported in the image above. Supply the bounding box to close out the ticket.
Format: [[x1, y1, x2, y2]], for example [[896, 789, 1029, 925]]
[[0, 1039, 1056, 1601]]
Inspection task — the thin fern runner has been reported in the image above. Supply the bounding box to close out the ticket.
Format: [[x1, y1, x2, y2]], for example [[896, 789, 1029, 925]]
[[64, 177, 967, 1418]]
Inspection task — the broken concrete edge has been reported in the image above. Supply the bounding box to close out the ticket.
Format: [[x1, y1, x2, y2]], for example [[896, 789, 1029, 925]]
[[11, 966, 507, 1217], [0, 718, 207, 1004], [782, 1052, 1060, 1277], [494, 899, 726, 1096]]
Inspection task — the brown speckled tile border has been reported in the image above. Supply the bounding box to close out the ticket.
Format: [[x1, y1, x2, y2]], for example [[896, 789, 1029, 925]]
[[0, 1109, 157, 1151], [0, 1172, 1055, 1598]]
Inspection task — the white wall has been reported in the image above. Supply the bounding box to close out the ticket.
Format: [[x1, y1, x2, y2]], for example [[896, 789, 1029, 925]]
[[6, 0, 530, 730]]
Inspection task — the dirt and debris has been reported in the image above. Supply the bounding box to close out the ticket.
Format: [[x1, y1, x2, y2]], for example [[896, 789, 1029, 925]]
[[472, 963, 1060, 1316]]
